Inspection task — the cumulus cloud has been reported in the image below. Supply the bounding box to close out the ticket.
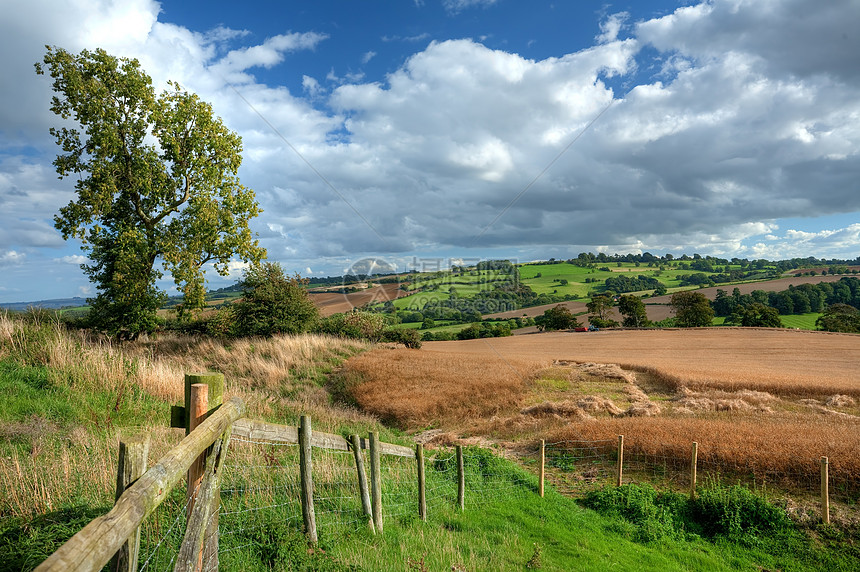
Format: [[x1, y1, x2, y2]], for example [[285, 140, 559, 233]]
[[0, 251, 25, 266], [3, 0, 860, 302]]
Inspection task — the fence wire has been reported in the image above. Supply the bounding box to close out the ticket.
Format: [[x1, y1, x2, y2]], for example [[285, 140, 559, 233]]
[[108, 429, 860, 570]]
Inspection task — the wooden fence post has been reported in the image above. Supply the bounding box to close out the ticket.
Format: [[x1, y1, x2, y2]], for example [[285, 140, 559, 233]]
[[187, 384, 209, 522], [690, 442, 698, 500], [616, 435, 624, 487], [299, 415, 318, 543], [369, 432, 383, 533], [456, 446, 465, 511], [174, 436, 225, 572], [180, 373, 225, 434], [539, 439, 545, 498], [416, 444, 426, 521], [350, 435, 375, 533], [821, 456, 830, 525], [110, 435, 150, 572]]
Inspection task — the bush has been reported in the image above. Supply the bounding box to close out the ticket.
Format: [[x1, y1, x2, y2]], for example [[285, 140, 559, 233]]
[[317, 312, 387, 342], [232, 262, 319, 337], [381, 328, 422, 349], [582, 484, 684, 543], [690, 482, 791, 539], [583, 482, 792, 545]]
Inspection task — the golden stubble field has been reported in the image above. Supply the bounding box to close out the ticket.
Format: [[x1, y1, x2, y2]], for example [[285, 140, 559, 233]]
[[342, 328, 860, 486]]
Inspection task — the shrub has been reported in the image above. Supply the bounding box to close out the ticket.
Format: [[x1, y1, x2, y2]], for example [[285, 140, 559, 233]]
[[232, 262, 319, 337], [690, 482, 791, 539], [317, 312, 387, 342], [381, 328, 422, 349]]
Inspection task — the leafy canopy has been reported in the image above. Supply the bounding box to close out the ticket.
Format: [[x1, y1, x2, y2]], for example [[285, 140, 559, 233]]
[[36, 46, 265, 337], [232, 262, 319, 337], [669, 291, 715, 328]]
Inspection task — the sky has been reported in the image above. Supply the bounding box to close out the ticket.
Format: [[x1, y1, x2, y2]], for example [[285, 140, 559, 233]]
[[1, 0, 859, 303]]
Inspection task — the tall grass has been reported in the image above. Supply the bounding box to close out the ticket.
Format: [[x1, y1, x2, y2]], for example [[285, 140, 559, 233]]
[[0, 311, 376, 520]]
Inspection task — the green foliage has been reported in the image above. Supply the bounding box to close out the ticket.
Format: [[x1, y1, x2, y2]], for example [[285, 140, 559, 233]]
[[690, 483, 792, 540], [618, 295, 651, 328], [233, 262, 319, 337], [317, 311, 387, 342], [535, 305, 579, 331], [583, 482, 793, 547], [36, 46, 264, 339], [734, 303, 783, 328], [582, 484, 686, 543], [604, 274, 662, 293], [669, 291, 715, 327], [587, 295, 619, 328], [816, 303, 860, 333], [382, 327, 423, 348], [456, 321, 512, 339]]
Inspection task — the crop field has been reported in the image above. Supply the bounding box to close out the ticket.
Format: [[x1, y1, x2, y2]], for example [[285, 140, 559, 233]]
[[341, 329, 860, 491]]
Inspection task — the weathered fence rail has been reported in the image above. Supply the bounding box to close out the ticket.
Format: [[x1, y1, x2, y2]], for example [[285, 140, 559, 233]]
[[35, 396, 245, 572], [35, 375, 429, 572]]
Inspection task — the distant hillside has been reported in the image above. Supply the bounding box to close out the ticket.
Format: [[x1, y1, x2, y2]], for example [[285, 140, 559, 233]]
[[0, 297, 88, 311]]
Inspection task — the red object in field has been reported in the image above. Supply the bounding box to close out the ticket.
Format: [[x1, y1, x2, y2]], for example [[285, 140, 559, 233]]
[[574, 327, 588, 332]]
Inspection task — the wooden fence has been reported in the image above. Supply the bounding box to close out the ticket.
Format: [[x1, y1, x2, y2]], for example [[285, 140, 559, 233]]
[[34, 372, 843, 571], [34, 374, 465, 572]]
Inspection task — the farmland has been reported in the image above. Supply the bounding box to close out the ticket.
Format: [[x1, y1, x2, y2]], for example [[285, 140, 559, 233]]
[[341, 328, 860, 487]]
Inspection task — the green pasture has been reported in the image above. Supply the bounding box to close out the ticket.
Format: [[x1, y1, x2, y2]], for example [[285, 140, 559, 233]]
[[780, 313, 822, 330]]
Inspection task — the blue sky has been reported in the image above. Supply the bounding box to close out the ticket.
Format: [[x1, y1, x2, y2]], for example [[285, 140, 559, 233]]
[[1, 0, 859, 303]]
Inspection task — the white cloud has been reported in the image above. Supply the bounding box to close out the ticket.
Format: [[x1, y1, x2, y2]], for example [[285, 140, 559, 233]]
[[55, 255, 88, 264], [361, 51, 377, 64], [0, 251, 25, 265], [2, 0, 860, 302], [596, 12, 629, 44], [442, 0, 498, 15]]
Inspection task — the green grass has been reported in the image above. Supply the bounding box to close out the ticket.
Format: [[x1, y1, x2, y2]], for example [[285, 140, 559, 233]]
[[393, 290, 451, 310], [0, 360, 167, 437], [781, 313, 822, 330], [7, 444, 854, 571]]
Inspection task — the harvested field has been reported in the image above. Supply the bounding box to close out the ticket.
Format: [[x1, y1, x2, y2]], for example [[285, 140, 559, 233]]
[[309, 283, 404, 316], [422, 328, 860, 398], [341, 328, 860, 489]]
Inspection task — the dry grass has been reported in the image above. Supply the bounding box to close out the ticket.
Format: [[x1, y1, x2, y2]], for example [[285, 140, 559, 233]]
[[343, 346, 541, 429], [422, 329, 860, 398], [0, 313, 377, 518]]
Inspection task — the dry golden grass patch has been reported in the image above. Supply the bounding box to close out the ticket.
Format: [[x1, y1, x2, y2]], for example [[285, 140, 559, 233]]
[[343, 346, 543, 429], [549, 415, 860, 485], [0, 314, 377, 518]]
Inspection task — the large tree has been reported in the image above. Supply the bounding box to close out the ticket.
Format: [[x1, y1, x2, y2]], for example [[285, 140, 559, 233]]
[[37, 47, 265, 338], [535, 305, 579, 331], [586, 294, 618, 328], [669, 291, 715, 327], [618, 294, 650, 328]]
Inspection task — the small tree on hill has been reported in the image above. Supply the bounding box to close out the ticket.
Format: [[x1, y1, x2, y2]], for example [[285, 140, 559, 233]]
[[536, 305, 579, 331], [816, 303, 860, 333], [587, 294, 619, 328], [232, 262, 318, 337], [618, 295, 651, 328], [736, 303, 782, 328]]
